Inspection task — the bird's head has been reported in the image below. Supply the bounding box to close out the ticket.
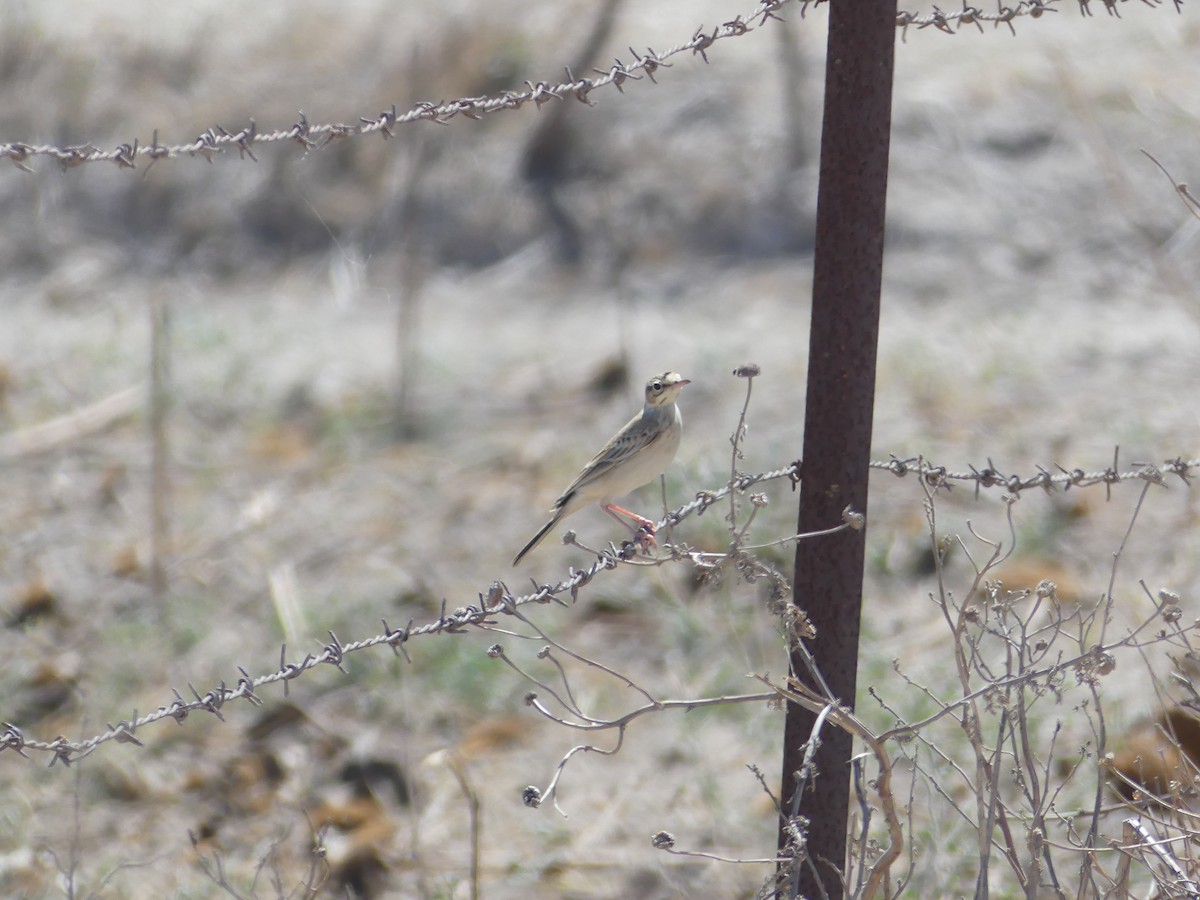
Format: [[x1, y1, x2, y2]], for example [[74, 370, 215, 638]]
[[644, 372, 690, 408]]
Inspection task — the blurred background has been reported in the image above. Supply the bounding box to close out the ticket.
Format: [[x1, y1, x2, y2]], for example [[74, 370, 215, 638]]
[[0, 1, 1198, 896]]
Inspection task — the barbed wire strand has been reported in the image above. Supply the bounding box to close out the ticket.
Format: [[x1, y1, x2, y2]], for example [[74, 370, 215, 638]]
[[3, 449, 1196, 765], [0, 0, 1172, 174], [870, 448, 1196, 500]]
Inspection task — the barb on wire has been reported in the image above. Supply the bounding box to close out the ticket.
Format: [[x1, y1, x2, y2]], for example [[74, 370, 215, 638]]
[[1, 0, 1171, 174]]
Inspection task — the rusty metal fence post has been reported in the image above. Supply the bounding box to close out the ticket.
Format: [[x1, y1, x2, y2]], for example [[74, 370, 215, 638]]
[[779, 2, 897, 897]]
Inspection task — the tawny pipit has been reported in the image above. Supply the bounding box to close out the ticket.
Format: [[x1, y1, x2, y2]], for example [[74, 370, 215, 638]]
[[513, 372, 690, 566]]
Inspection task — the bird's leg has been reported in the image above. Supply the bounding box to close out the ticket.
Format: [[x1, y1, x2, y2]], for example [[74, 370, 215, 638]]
[[603, 504, 657, 552], [603, 503, 655, 532]]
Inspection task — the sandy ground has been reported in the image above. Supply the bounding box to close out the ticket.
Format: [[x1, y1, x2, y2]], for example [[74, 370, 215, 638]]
[[1, 1, 1199, 897]]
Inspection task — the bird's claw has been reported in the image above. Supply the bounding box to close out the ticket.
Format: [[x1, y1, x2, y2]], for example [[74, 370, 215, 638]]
[[617, 525, 658, 560], [634, 523, 657, 553]]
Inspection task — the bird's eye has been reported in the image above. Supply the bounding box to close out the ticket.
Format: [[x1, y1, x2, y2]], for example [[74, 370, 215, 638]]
[[651, 381, 663, 392]]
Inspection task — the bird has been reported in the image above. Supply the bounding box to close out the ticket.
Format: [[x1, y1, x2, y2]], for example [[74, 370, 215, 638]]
[[513, 371, 690, 566]]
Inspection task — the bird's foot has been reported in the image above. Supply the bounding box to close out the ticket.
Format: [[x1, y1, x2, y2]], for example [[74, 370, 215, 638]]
[[604, 504, 659, 558], [634, 523, 657, 551], [617, 524, 657, 560]]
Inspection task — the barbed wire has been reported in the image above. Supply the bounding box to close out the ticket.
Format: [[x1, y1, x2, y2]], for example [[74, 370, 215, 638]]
[[900, 0, 1180, 39], [1, 0, 1173, 174], [869, 447, 1198, 500], [3, 447, 1195, 766]]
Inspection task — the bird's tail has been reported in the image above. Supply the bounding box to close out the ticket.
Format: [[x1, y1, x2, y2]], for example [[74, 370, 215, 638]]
[[512, 510, 564, 567]]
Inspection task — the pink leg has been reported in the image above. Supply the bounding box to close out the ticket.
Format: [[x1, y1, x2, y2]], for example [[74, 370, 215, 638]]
[[603, 503, 656, 531]]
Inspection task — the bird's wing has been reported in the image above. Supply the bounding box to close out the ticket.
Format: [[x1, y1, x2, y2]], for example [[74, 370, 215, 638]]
[[553, 414, 660, 506]]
